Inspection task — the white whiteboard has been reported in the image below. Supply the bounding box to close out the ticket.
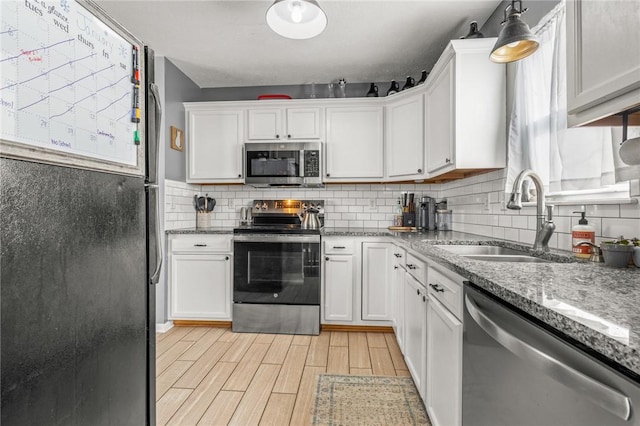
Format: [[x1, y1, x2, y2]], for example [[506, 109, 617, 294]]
[[0, 0, 139, 167]]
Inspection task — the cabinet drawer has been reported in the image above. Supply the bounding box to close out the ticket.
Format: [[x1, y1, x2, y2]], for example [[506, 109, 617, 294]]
[[324, 239, 355, 255], [405, 252, 426, 285], [170, 234, 232, 253], [427, 266, 463, 319]]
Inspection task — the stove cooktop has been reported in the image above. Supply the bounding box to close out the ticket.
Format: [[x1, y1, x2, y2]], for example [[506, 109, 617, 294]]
[[233, 224, 322, 234]]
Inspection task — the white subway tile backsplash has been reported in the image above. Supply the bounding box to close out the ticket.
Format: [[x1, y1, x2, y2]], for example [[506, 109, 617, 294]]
[[620, 203, 640, 218], [587, 204, 620, 218], [166, 171, 640, 238], [601, 218, 640, 239]]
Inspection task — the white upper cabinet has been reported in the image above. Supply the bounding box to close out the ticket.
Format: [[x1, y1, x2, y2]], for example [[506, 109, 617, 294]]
[[386, 93, 425, 179], [286, 107, 322, 139], [185, 105, 244, 183], [566, 0, 640, 126], [325, 105, 384, 181], [426, 60, 453, 173], [247, 106, 321, 140], [247, 108, 282, 140], [425, 38, 506, 176]]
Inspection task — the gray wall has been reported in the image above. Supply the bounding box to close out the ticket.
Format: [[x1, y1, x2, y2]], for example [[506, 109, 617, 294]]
[[164, 59, 202, 182], [199, 81, 391, 101], [480, 0, 560, 36]]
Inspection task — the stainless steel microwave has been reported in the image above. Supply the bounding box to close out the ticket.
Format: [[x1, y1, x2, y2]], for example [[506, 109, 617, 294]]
[[243, 142, 323, 187]]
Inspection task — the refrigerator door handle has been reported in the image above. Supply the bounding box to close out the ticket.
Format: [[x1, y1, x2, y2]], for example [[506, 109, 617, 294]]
[[148, 82, 162, 185], [146, 183, 162, 285], [464, 294, 631, 421]]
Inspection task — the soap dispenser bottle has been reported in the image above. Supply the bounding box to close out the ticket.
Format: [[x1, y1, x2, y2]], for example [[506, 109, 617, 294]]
[[572, 209, 595, 259]]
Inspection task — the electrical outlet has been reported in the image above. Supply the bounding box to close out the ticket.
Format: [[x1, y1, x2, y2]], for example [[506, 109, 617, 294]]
[[228, 198, 234, 209], [483, 195, 490, 211], [368, 199, 377, 210]]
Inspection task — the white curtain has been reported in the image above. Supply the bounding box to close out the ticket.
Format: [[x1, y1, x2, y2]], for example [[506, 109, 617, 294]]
[[505, 0, 640, 194]]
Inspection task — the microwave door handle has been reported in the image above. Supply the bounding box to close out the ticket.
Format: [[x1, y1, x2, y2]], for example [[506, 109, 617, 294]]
[[464, 294, 631, 421]]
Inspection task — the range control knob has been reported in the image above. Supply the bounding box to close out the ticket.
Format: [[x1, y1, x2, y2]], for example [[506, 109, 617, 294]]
[[255, 203, 261, 209], [262, 202, 268, 210]]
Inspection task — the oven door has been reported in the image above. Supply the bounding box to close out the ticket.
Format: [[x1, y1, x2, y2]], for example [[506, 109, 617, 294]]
[[244, 145, 302, 186], [233, 234, 320, 305]]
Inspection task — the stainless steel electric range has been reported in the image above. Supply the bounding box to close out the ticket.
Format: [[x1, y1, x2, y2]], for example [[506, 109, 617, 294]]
[[232, 200, 324, 335]]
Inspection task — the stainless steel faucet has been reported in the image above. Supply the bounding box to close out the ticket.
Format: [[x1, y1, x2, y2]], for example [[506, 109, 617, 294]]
[[507, 169, 555, 252]]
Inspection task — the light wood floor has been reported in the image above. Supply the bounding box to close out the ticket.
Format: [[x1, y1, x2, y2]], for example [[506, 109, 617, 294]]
[[156, 327, 409, 426]]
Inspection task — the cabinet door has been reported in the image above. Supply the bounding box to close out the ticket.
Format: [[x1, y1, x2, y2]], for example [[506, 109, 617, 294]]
[[325, 106, 384, 180], [247, 108, 282, 140], [404, 273, 427, 397], [286, 107, 321, 139], [187, 109, 243, 183], [170, 254, 232, 320], [386, 94, 425, 178], [427, 296, 462, 426], [391, 249, 406, 352], [323, 255, 354, 322], [426, 60, 454, 173], [362, 242, 392, 321], [567, 0, 640, 119]]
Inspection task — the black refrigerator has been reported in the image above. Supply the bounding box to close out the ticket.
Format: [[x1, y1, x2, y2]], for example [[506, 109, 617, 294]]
[[0, 1, 161, 424]]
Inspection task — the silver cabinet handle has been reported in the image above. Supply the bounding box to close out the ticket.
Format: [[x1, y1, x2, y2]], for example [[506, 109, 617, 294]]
[[429, 283, 445, 293], [333, 246, 346, 249], [407, 264, 416, 270], [464, 294, 631, 421], [194, 243, 208, 247]]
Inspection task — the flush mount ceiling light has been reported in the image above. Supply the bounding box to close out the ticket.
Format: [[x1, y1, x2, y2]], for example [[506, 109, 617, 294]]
[[266, 0, 327, 40], [490, 0, 539, 63]]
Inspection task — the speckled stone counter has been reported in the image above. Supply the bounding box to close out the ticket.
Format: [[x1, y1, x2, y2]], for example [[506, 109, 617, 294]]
[[167, 225, 640, 379], [166, 227, 234, 234], [404, 237, 640, 380]]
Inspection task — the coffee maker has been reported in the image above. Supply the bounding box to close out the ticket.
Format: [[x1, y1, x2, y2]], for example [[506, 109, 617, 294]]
[[417, 196, 436, 231]]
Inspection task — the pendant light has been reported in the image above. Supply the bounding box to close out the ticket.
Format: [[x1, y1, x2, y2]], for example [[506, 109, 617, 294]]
[[490, 0, 539, 63], [266, 0, 327, 40]]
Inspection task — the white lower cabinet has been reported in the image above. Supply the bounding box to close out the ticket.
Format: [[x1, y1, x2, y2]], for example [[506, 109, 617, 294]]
[[404, 272, 427, 398], [427, 296, 462, 426], [323, 254, 354, 322], [426, 265, 464, 426], [362, 242, 392, 321], [391, 246, 407, 352], [168, 235, 233, 320]]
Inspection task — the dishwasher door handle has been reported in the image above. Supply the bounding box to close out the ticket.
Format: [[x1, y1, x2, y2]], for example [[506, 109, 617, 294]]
[[464, 294, 631, 421]]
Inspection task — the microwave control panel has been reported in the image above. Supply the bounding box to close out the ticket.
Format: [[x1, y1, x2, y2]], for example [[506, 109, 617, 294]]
[[304, 150, 320, 177]]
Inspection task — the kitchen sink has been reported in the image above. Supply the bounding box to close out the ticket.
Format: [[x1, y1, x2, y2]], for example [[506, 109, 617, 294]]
[[462, 254, 550, 263], [433, 245, 526, 256], [434, 245, 550, 263]]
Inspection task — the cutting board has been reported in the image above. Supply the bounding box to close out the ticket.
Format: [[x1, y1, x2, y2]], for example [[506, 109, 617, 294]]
[[388, 226, 417, 232]]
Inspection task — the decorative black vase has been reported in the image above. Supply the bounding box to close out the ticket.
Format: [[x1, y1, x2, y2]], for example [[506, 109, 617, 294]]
[[386, 80, 400, 96], [461, 21, 484, 39], [417, 70, 428, 85], [366, 83, 379, 97], [402, 76, 415, 91]]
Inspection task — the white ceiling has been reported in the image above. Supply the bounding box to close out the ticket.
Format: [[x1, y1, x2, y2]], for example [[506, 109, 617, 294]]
[[95, 0, 502, 88]]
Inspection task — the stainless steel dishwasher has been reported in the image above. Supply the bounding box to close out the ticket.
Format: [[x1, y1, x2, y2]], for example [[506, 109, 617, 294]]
[[463, 283, 640, 426]]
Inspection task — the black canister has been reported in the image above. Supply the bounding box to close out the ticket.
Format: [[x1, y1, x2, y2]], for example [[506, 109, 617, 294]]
[[418, 196, 436, 231]]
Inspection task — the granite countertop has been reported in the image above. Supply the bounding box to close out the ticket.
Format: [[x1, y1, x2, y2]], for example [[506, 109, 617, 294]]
[[404, 236, 640, 380], [166, 227, 235, 234], [167, 225, 640, 378]]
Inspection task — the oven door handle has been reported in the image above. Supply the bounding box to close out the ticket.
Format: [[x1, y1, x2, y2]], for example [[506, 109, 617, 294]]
[[233, 234, 320, 243]]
